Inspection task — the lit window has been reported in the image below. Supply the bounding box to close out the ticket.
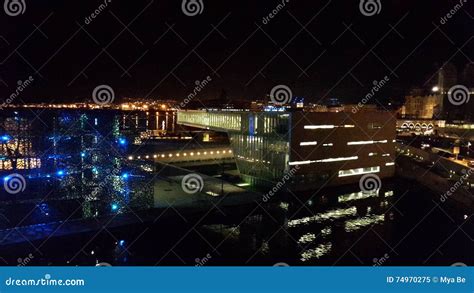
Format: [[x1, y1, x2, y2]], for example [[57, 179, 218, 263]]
[[323, 143, 333, 147], [304, 125, 335, 129], [338, 166, 380, 177], [289, 156, 358, 165], [347, 140, 388, 145], [289, 161, 312, 166], [300, 141, 317, 146], [385, 162, 395, 166]]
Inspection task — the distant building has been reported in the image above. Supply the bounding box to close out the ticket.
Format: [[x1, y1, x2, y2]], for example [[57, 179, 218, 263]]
[[177, 109, 396, 191], [400, 94, 443, 120]]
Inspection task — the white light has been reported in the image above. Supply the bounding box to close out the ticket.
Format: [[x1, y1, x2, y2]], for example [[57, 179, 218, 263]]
[[323, 143, 333, 147], [300, 141, 318, 146], [385, 162, 395, 166], [315, 156, 358, 163], [432, 86, 439, 92], [128, 156, 133, 160], [289, 156, 358, 166], [289, 161, 312, 166], [348, 140, 388, 146], [338, 166, 380, 177], [305, 125, 335, 129], [348, 141, 374, 145]]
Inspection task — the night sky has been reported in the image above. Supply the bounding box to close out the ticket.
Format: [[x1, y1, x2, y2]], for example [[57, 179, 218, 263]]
[[1, 0, 473, 104]]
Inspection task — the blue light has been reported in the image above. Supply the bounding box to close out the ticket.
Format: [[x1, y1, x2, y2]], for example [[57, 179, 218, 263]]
[[3, 176, 10, 182], [111, 204, 119, 211], [80, 152, 86, 158], [57, 170, 65, 176], [119, 240, 125, 246], [121, 173, 129, 180], [118, 138, 127, 146], [1, 135, 10, 142]]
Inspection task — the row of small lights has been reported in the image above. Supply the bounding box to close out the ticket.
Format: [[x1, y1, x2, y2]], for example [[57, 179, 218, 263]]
[[128, 149, 233, 160]]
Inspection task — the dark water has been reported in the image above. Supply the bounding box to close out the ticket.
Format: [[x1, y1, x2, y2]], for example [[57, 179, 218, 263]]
[[1, 178, 472, 267]]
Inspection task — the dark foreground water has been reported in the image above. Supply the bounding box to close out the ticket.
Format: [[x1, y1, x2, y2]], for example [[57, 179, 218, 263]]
[[0, 178, 472, 266]]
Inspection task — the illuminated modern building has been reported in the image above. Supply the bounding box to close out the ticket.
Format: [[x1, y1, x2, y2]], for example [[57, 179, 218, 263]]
[[177, 110, 396, 191], [0, 108, 152, 226]]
